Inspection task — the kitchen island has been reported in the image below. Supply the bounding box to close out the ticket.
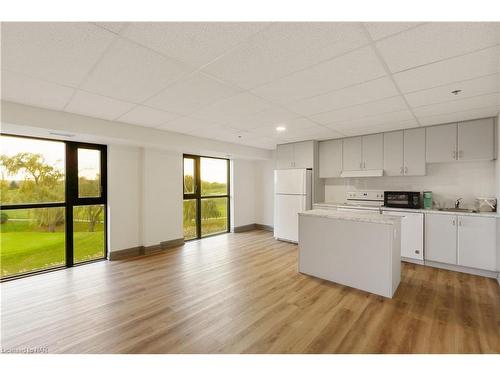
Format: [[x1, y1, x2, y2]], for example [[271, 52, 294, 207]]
[[298, 209, 402, 298]]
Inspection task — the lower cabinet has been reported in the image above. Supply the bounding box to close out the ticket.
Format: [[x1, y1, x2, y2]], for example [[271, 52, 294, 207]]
[[382, 210, 423, 261], [425, 214, 497, 271], [425, 214, 457, 264], [457, 216, 497, 271]]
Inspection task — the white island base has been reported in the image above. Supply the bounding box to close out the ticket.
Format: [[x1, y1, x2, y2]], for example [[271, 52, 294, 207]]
[[298, 210, 401, 298]]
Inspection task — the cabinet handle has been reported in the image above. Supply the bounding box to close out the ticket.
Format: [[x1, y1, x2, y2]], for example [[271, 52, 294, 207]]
[[400, 166, 403, 175], [452, 151, 456, 160], [363, 161, 366, 169], [415, 250, 420, 254], [452, 219, 456, 226], [404, 166, 408, 174], [458, 220, 462, 226]]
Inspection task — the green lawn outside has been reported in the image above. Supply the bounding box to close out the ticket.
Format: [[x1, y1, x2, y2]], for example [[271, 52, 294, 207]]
[[0, 219, 104, 278]]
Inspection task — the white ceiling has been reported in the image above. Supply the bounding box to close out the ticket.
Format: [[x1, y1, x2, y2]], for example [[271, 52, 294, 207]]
[[1, 22, 499, 150]]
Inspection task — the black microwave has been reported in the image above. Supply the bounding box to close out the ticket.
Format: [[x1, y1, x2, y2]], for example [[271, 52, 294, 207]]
[[384, 191, 421, 209]]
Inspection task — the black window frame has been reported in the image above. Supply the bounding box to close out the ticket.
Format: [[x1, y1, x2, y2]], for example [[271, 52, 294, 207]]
[[0, 133, 107, 281], [183, 154, 230, 240]]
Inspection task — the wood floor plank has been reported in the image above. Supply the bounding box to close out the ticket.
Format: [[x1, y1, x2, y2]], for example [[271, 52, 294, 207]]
[[1, 230, 499, 353]]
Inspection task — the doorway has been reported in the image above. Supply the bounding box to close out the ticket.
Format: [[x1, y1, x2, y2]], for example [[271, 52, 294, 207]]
[[183, 154, 230, 240]]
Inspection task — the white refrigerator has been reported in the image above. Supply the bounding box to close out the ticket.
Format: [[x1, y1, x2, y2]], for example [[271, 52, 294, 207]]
[[274, 169, 312, 243]]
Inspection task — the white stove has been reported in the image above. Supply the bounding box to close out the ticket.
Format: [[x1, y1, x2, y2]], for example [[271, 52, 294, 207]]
[[344, 191, 384, 207]]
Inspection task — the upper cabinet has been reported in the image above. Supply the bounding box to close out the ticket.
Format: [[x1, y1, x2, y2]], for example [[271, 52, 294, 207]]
[[457, 118, 495, 161], [384, 128, 425, 176], [362, 134, 384, 170], [319, 139, 342, 178], [403, 128, 426, 175], [276, 141, 314, 169], [426, 123, 457, 163], [276, 143, 294, 169], [342, 137, 362, 171], [342, 134, 383, 171], [426, 118, 495, 163]]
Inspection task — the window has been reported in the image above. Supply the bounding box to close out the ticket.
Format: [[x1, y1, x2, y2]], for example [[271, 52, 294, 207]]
[[0, 134, 107, 279], [183, 155, 230, 240]]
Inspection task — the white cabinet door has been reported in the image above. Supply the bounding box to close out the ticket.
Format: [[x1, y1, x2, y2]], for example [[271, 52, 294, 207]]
[[293, 141, 314, 169], [425, 214, 457, 264], [276, 143, 294, 169], [342, 137, 362, 171], [457, 118, 495, 161], [426, 123, 457, 163], [383, 131, 404, 176], [362, 133, 383, 170], [404, 128, 426, 176], [457, 216, 496, 271], [319, 139, 342, 178], [382, 211, 424, 261]]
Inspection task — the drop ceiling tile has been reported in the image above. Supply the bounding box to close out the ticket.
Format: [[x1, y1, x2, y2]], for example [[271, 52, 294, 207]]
[[310, 95, 408, 125], [184, 125, 248, 144], [376, 22, 500, 73], [93, 22, 129, 34], [413, 93, 499, 117], [81, 38, 192, 103], [327, 110, 417, 132], [1, 22, 116, 87], [286, 76, 399, 116], [393, 46, 500, 93], [156, 116, 214, 134], [405, 74, 499, 107], [190, 93, 275, 125], [250, 117, 321, 138], [338, 119, 419, 136], [144, 72, 241, 115], [251, 46, 386, 104], [417, 106, 500, 126], [203, 22, 369, 89], [1, 70, 75, 111], [234, 135, 279, 150], [117, 105, 179, 127], [122, 22, 270, 68], [228, 107, 301, 131], [363, 22, 424, 40], [279, 126, 345, 142], [65, 90, 136, 120]]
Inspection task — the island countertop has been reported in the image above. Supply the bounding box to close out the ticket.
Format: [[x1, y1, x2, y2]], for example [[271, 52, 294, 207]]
[[298, 209, 401, 225]]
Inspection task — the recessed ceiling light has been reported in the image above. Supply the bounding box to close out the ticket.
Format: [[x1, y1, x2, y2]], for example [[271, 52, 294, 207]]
[[276, 125, 287, 132], [451, 89, 462, 95]]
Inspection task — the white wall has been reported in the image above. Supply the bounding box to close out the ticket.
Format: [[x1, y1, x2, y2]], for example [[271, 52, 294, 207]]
[[254, 158, 275, 227], [2, 100, 276, 253], [325, 160, 496, 209], [231, 159, 256, 228], [107, 145, 143, 252], [1, 101, 272, 160], [142, 148, 183, 246]]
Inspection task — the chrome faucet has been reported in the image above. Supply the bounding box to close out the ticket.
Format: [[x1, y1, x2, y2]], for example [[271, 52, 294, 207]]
[[455, 198, 463, 209]]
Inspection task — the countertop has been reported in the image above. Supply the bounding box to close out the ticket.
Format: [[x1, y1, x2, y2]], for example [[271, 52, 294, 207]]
[[299, 209, 401, 225], [313, 202, 500, 218]]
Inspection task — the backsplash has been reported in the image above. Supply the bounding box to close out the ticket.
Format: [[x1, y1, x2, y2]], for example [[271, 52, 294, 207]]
[[324, 161, 496, 209]]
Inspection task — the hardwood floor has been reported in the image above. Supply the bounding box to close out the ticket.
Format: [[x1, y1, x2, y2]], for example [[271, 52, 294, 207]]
[[1, 230, 499, 354]]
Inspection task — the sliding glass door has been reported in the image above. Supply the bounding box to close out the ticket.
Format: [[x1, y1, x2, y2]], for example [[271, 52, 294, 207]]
[[183, 155, 230, 240], [0, 134, 107, 279]]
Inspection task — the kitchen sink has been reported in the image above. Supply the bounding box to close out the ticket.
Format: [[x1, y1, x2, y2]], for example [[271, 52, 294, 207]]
[[437, 208, 480, 213]]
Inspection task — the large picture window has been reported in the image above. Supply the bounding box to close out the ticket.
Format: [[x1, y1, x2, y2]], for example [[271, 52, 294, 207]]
[[0, 134, 107, 280], [183, 155, 230, 240]]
